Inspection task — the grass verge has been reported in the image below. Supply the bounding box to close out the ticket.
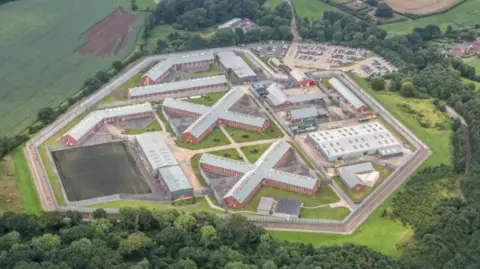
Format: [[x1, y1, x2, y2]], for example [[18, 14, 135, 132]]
[[11, 150, 42, 214], [300, 206, 350, 220]]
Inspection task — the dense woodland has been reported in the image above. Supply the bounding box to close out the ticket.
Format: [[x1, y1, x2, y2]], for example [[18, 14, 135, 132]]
[[2, 3, 480, 268]]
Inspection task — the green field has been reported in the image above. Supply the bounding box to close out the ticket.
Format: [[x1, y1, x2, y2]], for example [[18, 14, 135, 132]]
[[243, 185, 340, 212], [136, 0, 157, 10], [176, 127, 231, 150], [465, 58, 480, 72], [225, 123, 284, 143], [381, 0, 480, 35], [11, 150, 42, 215], [292, 0, 343, 19], [0, 0, 144, 136], [300, 206, 350, 220], [265, 0, 284, 7], [125, 119, 162, 135], [241, 143, 273, 163], [184, 91, 228, 106], [90, 197, 220, 214]]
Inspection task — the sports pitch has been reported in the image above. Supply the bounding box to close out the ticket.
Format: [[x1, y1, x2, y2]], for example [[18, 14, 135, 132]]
[[52, 141, 150, 201]]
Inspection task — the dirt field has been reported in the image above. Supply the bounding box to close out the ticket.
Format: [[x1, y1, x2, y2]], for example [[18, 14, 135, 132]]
[[78, 7, 139, 56], [385, 0, 462, 15], [52, 141, 150, 201]]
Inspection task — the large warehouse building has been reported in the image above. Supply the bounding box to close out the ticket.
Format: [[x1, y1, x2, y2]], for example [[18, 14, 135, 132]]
[[162, 88, 269, 144], [199, 140, 320, 208], [141, 52, 215, 85], [135, 132, 193, 200], [307, 121, 403, 162], [216, 51, 258, 83], [60, 103, 153, 146], [265, 83, 325, 110], [328, 77, 368, 112], [129, 75, 228, 100]]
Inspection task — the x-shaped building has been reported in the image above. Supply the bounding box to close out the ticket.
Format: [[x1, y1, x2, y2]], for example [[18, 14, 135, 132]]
[[199, 140, 320, 208], [162, 88, 269, 144]]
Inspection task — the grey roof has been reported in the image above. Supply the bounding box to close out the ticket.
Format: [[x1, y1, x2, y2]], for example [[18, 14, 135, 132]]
[[378, 146, 403, 157], [274, 199, 302, 217], [337, 162, 375, 188], [257, 197, 275, 212], [136, 132, 192, 193], [307, 121, 402, 160], [129, 75, 227, 98], [328, 77, 366, 109], [143, 52, 215, 82], [158, 166, 193, 193], [199, 154, 254, 174], [163, 88, 267, 140], [290, 107, 319, 121], [63, 103, 152, 142], [317, 108, 329, 116], [266, 83, 325, 106], [136, 132, 178, 171], [216, 51, 257, 79], [200, 140, 319, 204], [290, 69, 309, 81]]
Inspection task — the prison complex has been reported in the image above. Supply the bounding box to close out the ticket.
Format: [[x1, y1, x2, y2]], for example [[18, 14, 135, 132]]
[[141, 52, 215, 85], [216, 51, 258, 82], [328, 77, 368, 112], [60, 103, 153, 146], [199, 141, 320, 208], [265, 83, 325, 109], [135, 132, 193, 200], [162, 88, 268, 144], [129, 75, 228, 99], [307, 121, 403, 162]]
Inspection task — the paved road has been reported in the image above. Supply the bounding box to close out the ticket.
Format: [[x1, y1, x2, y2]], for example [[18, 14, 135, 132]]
[[285, 0, 301, 42]]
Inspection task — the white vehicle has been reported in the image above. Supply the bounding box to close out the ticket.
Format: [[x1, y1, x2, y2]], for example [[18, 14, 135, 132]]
[[283, 45, 288, 49]]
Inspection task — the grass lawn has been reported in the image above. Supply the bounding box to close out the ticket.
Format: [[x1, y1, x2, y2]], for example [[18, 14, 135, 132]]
[[0, 154, 26, 214], [190, 154, 208, 187], [11, 150, 42, 215], [101, 73, 142, 103], [300, 206, 350, 220], [334, 164, 392, 203], [265, 0, 284, 7], [38, 147, 65, 206], [90, 197, 219, 214], [349, 73, 451, 167], [461, 77, 480, 90], [292, 0, 344, 19], [207, 148, 243, 160], [156, 110, 176, 137], [241, 143, 273, 163], [243, 185, 340, 212], [465, 58, 480, 71], [208, 195, 224, 208], [136, 0, 157, 10], [184, 91, 228, 106], [225, 123, 283, 143], [125, 119, 162, 135], [176, 127, 231, 150], [381, 0, 480, 35]]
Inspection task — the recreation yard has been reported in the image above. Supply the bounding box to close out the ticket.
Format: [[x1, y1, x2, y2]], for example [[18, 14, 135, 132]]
[[0, 0, 144, 136]]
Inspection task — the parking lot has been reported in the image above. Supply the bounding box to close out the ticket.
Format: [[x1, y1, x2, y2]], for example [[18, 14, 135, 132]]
[[351, 57, 396, 77], [251, 42, 290, 58]]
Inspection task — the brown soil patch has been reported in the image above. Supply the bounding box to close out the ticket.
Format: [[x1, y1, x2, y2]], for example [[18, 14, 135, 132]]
[[385, 0, 462, 15], [78, 7, 138, 56]]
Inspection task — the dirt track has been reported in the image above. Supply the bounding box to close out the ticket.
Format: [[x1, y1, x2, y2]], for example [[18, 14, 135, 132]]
[[78, 7, 138, 56]]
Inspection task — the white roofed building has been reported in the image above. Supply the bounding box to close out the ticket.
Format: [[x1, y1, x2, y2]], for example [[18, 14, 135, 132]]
[[141, 52, 215, 85], [289, 69, 316, 87], [265, 83, 325, 110], [216, 51, 258, 83], [60, 103, 153, 146], [129, 75, 228, 100], [135, 132, 193, 200], [307, 121, 403, 162], [199, 140, 320, 209], [162, 88, 269, 144]]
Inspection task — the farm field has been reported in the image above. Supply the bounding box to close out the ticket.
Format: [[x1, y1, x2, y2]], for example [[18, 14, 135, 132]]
[[0, 0, 144, 136], [385, 0, 462, 15], [292, 0, 343, 19], [381, 0, 480, 35]]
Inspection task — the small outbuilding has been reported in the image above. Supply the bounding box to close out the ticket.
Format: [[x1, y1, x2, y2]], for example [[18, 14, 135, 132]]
[[273, 199, 302, 219], [257, 197, 275, 215]]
